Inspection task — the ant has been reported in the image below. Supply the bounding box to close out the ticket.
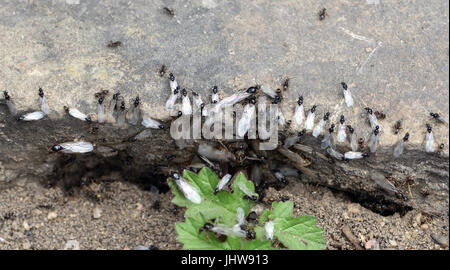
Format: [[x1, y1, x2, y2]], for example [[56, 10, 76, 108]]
[[318, 8, 327, 21], [374, 111, 386, 120], [163, 7, 175, 17], [107, 41, 121, 48], [159, 65, 167, 77], [393, 120, 402, 134]]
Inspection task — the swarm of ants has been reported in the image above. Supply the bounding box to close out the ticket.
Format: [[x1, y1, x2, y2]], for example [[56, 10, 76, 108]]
[[1, 67, 448, 240]]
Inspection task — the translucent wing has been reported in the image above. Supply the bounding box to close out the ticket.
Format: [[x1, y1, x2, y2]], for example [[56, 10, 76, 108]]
[[368, 134, 378, 153], [368, 114, 379, 130], [59, 141, 94, 153], [285, 135, 299, 148], [425, 132, 435, 152], [141, 117, 163, 129], [40, 97, 50, 115], [193, 94, 203, 110], [260, 85, 276, 99], [237, 181, 258, 199], [327, 147, 343, 160], [165, 92, 178, 111], [134, 129, 152, 141], [21, 111, 44, 121], [344, 89, 353, 107], [265, 221, 274, 240], [215, 174, 232, 194], [214, 91, 251, 113], [97, 103, 105, 123], [393, 140, 405, 158], [305, 112, 315, 130], [197, 143, 234, 162], [175, 176, 202, 204], [321, 133, 332, 149], [344, 151, 366, 159], [350, 133, 358, 151], [294, 104, 305, 126], [237, 104, 255, 137], [211, 224, 246, 238], [438, 115, 449, 124], [169, 79, 178, 92], [337, 124, 346, 142], [312, 119, 325, 137], [6, 99, 18, 116], [236, 207, 245, 226], [277, 108, 286, 126], [69, 108, 89, 121], [182, 95, 192, 115]]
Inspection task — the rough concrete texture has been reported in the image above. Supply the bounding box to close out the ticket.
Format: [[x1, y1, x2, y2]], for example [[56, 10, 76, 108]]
[[0, 0, 449, 250], [1, 0, 448, 146]]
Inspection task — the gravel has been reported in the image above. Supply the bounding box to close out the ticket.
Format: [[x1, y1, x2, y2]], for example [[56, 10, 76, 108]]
[[0, 178, 447, 250]]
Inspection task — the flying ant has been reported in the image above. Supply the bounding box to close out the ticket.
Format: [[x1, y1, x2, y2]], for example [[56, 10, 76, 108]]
[[393, 120, 402, 134], [107, 41, 122, 48], [282, 78, 289, 92], [318, 8, 327, 21], [163, 7, 175, 17], [374, 111, 386, 120], [159, 65, 167, 77], [94, 90, 109, 98], [358, 137, 365, 150]]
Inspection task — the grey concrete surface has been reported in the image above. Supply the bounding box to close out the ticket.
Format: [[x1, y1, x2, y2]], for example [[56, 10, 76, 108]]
[[1, 0, 448, 147]]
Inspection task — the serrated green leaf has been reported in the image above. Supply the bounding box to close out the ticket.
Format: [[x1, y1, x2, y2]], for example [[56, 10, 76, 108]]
[[232, 172, 258, 200], [183, 169, 218, 196], [270, 201, 293, 219], [274, 216, 326, 250], [176, 217, 227, 250], [169, 168, 325, 250], [180, 168, 254, 224]]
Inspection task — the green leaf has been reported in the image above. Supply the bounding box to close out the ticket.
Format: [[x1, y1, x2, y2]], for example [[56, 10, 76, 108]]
[[259, 209, 271, 224], [175, 217, 227, 250], [254, 225, 266, 241], [242, 239, 273, 250], [177, 169, 254, 225], [169, 168, 325, 250], [270, 201, 293, 219], [273, 216, 326, 250]]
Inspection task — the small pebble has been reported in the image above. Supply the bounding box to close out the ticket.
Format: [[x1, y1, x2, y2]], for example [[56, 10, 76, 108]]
[[11, 220, 19, 231], [93, 207, 102, 219], [347, 204, 360, 214], [47, 211, 58, 220], [22, 241, 31, 249], [389, 239, 398, 247], [65, 240, 80, 250], [430, 234, 449, 248], [412, 213, 422, 227], [23, 221, 31, 231], [32, 209, 42, 216], [365, 239, 380, 250], [136, 203, 143, 211]]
